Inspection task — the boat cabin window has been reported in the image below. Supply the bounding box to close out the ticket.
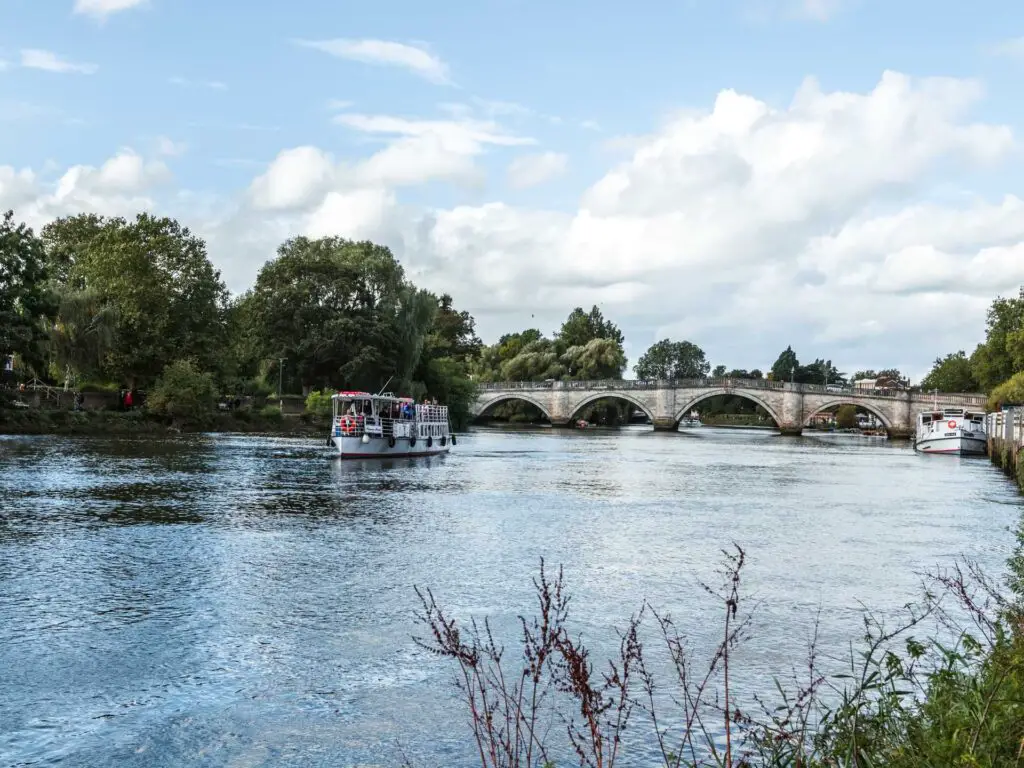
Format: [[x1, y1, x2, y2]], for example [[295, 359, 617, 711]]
[[336, 398, 372, 416], [920, 415, 932, 423]]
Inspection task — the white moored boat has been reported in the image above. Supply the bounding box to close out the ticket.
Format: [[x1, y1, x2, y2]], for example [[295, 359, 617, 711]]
[[914, 407, 986, 456], [329, 391, 454, 459]]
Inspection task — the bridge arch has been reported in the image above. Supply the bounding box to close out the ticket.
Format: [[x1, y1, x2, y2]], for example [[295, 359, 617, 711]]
[[674, 389, 783, 429], [802, 399, 893, 429], [473, 393, 552, 421], [569, 391, 655, 424]]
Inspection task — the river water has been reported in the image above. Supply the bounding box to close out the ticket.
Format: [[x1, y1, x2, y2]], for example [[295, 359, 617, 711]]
[[1, 426, 1021, 767]]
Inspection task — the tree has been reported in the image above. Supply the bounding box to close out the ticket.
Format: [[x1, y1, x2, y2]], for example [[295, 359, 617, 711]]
[[633, 339, 710, 380], [804, 358, 846, 386], [835, 404, 858, 429], [557, 306, 624, 348], [246, 236, 414, 393], [920, 351, 979, 393], [712, 365, 727, 377], [413, 294, 481, 427], [970, 288, 1024, 391], [562, 337, 626, 379], [48, 286, 118, 385], [146, 359, 217, 427], [427, 294, 483, 363], [770, 346, 800, 382], [41, 213, 227, 386], [0, 211, 52, 372], [987, 371, 1024, 411]]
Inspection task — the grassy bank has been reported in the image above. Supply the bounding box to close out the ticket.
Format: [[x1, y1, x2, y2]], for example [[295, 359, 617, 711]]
[[0, 408, 327, 437]]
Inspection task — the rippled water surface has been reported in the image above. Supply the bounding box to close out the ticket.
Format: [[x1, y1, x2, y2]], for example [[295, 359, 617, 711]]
[[1, 427, 1021, 766]]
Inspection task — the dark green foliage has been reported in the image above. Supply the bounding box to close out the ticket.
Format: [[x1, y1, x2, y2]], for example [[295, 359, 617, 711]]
[[41, 213, 228, 386], [146, 360, 217, 426], [558, 305, 624, 348], [0, 211, 53, 372], [921, 351, 980, 393], [634, 339, 710, 379]]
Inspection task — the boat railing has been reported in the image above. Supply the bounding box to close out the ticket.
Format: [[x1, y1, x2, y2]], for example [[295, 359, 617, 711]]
[[332, 413, 416, 439], [415, 404, 449, 423]]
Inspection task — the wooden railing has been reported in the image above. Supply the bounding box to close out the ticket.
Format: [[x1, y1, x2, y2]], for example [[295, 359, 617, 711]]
[[986, 410, 1024, 447]]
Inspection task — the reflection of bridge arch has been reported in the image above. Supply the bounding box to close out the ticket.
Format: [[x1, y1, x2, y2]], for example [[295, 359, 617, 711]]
[[803, 399, 893, 429], [474, 393, 552, 421], [570, 391, 655, 424], [674, 389, 782, 428]]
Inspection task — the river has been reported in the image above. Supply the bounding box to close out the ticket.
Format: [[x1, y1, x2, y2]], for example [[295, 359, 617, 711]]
[[1, 426, 1020, 766]]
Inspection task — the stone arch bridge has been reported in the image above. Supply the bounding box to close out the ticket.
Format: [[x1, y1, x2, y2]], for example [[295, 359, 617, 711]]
[[472, 379, 988, 438]]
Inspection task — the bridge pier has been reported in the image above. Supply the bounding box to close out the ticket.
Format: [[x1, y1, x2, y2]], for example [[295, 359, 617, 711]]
[[653, 418, 676, 431], [779, 426, 803, 437]]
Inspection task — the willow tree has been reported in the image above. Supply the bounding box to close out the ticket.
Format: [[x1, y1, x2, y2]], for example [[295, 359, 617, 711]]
[[48, 286, 119, 385]]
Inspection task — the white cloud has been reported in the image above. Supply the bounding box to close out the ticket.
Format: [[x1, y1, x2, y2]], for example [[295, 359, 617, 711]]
[[294, 38, 450, 84], [74, 0, 147, 19], [156, 137, 187, 157], [20, 49, 97, 75], [1, 149, 169, 228], [507, 152, 568, 188], [327, 99, 354, 110], [5, 70, 1021, 381], [248, 146, 336, 210], [989, 37, 1024, 59]]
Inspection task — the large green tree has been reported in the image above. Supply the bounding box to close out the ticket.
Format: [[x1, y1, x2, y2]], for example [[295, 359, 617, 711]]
[[0, 211, 52, 372], [41, 213, 227, 386], [770, 346, 800, 382], [558, 305, 624, 348], [920, 351, 979, 393], [634, 339, 710, 380], [246, 236, 434, 393]]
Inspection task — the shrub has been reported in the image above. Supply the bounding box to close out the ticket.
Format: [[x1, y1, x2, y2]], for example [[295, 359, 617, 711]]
[[259, 404, 282, 419], [987, 371, 1024, 411], [146, 360, 217, 426], [305, 389, 333, 418]]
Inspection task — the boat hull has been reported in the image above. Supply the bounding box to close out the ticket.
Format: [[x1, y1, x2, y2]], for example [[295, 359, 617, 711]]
[[915, 434, 987, 456], [331, 435, 452, 459]]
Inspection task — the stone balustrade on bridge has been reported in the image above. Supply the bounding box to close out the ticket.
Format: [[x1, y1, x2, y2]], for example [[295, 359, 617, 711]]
[[472, 378, 989, 438]]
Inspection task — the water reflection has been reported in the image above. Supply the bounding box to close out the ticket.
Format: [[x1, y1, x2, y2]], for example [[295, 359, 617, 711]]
[[0, 427, 1020, 766]]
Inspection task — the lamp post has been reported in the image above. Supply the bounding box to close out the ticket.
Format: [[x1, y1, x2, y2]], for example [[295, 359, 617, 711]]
[[790, 365, 795, 386], [278, 357, 286, 408]]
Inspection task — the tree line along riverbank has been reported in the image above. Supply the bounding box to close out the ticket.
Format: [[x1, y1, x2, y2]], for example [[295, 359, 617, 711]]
[[10, 207, 1024, 438]]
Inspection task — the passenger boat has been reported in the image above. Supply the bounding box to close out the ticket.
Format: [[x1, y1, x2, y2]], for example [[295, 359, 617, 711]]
[[679, 412, 702, 428], [914, 408, 986, 455], [329, 391, 454, 459]]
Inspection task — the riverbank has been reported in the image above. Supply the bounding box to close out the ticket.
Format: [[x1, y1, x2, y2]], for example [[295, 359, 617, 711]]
[[0, 408, 327, 436]]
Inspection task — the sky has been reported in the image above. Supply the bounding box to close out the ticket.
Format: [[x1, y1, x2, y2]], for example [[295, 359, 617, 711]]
[[3, 0, 1024, 381]]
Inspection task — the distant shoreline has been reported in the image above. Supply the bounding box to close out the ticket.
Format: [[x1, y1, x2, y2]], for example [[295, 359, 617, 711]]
[[0, 409, 326, 437]]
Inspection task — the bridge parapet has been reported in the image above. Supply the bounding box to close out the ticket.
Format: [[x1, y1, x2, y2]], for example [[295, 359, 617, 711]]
[[476, 378, 986, 405]]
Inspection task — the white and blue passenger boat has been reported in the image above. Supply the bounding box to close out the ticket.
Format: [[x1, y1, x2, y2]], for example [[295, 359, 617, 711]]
[[329, 391, 454, 459]]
